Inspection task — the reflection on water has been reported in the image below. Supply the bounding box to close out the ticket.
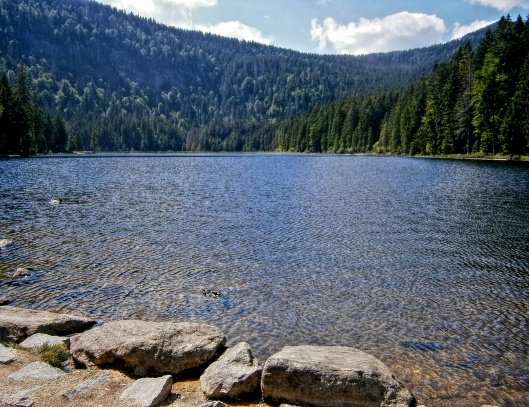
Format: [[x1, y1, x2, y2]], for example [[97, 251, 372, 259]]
[[1, 154, 529, 405]]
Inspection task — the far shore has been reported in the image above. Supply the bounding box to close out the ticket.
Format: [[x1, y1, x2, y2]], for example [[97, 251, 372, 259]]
[[2, 150, 529, 162]]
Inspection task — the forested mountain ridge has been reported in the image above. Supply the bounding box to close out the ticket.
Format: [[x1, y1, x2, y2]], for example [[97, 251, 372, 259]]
[[0, 0, 491, 155], [277, 15, 529, 157]]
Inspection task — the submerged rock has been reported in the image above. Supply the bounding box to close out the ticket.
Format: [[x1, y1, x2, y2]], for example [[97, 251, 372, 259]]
[[12, 267, 33, 278], [202, 289, 223, 298], [200, 341, 262, 399], [261, 345, 415, 407], [70, 319, 226, 376]]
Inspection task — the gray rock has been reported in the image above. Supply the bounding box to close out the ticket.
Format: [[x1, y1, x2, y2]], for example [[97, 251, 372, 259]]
[[0, 306, 96, 342], [261, 345, 415, 407], [19, 333, 69, 350], [62, 371, 112, 400], [120, 375, 173, 407], [9, 361, 65, 380], [200, 341, 262, 399], [12, 268, 32, 278], [70, 319, 226, 376], [0, 239, 14, 249], [2, 386, 42, 407], [200, 402, 226, 407], [0, 343, 16, 364]]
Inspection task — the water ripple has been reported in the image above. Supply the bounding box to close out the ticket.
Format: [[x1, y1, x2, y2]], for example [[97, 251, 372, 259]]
[[1, 155, 529, 405]]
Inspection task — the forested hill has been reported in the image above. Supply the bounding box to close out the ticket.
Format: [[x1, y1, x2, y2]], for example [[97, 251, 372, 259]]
[[1, 0, 490, 154], [277, 15, 529, 157]]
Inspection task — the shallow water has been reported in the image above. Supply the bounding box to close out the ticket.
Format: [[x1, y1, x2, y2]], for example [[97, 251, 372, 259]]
[[1, 154, 528, 406]]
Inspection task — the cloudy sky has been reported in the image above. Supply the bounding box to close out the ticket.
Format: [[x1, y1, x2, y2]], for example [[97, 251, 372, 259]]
[[97, 0, 529, 55]]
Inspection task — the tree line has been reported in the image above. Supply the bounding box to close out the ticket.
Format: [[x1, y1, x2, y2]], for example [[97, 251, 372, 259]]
[[0, 0, 489, 154], [0, 66, 68, 156], [278, 15, 529, 157]]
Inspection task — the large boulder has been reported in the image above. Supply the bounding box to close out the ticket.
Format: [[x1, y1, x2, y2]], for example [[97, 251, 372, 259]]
[[200, 341, 262, 399], [261, 346, 415, 407], [70, 319, 226, 376], [0, 306, 96, 342]]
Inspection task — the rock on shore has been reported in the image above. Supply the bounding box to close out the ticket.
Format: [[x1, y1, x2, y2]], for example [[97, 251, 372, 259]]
[[261, 345, 416, 407], [70, 319, 226, 376], [1, 306, 418, 407], [200, 341, 262, 399], [0, 306, 96, 342]]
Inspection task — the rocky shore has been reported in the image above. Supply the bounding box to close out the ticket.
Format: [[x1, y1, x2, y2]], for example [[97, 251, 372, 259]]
[[0, 305, 420, 407]]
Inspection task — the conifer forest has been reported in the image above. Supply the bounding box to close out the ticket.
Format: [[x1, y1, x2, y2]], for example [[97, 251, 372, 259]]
[[1, 0, 527, 157]]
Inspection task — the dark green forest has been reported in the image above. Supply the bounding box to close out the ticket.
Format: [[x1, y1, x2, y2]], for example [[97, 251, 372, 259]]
[[0, 0, 491, 155], [278, 15, 529, 157]]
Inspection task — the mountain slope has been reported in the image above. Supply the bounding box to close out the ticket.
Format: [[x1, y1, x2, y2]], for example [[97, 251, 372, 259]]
[[277, 15, 529, 157], [0, 0, 491, 152]]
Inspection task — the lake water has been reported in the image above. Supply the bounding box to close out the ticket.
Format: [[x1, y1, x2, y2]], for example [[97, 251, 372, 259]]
[[1, 154, 528, 406]]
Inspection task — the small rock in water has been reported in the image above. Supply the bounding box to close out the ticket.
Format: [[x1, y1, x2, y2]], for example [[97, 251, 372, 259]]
[[0, 239, 14, 249], [0, 298, 13, 306], [202, 289, 222, 298], [12, 267, 33, 278]]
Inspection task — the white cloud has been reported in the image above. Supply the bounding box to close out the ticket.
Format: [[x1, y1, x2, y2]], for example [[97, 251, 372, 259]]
[[197, 21, 274, 45], [100, 0, 218, 28], [467, 0, 529, 11], [310, 12, 446, 55], [452, 20, 495, 39], [99, 0, 271, 45]]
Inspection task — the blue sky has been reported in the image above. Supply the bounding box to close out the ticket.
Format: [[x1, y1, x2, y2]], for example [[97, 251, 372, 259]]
[[97, 0, 529, 54]]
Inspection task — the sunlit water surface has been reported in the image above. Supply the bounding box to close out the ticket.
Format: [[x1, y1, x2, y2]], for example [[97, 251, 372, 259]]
[[1, 154, 528, 406]]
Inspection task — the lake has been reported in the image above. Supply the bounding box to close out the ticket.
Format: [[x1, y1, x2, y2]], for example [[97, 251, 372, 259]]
[[1, 154, 528, 406]]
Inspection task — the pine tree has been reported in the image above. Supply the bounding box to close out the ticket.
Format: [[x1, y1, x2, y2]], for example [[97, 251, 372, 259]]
[[500, 53, 529, 155], [52, 115, 68, 152]]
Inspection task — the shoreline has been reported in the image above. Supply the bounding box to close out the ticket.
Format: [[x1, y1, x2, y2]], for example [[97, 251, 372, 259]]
[[1, 305, 417, 407], [2, 151, 529, 162], [1, 304, 510, 407]]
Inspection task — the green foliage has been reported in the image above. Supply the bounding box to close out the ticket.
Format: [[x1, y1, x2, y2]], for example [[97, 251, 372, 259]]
[[278, 14, 529, 157], [35, 343, 70, 368], [0, 0, 490, 153], [0, 68, 69, 155]]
